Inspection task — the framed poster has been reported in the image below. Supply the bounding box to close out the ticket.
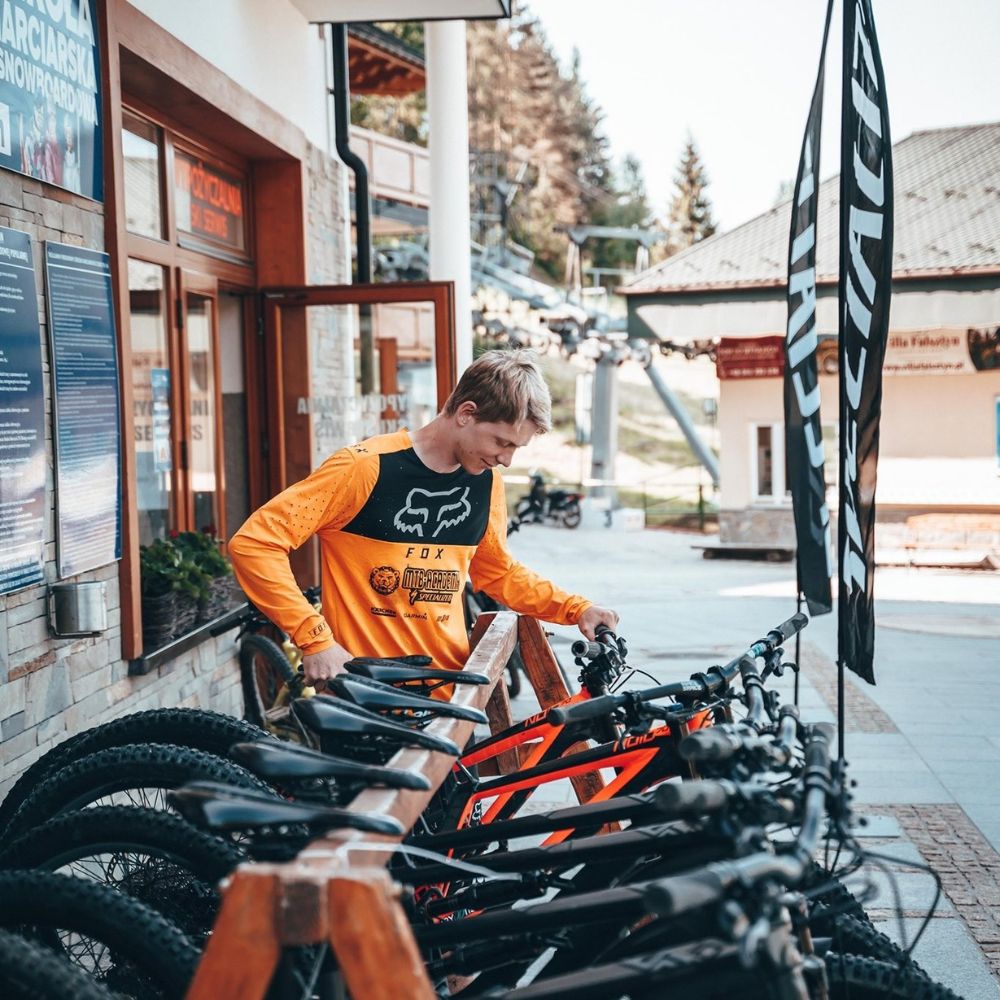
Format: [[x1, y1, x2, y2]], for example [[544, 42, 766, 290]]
[[0, 0, 103, 200], [44, 241, 121, 577], [0, 227, 45, 593]]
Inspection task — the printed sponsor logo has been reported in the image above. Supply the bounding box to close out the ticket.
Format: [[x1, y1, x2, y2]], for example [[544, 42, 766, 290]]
[[403, 611, 428, 621], [369, 565, 400, 596], [307, 623, 327, 638], [401, 565, 460, 605], [393, 486, 471, 538], [370, 606, 397, 618]]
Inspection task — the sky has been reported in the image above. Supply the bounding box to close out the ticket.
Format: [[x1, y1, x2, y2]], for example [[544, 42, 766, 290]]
[[528, 0, 1000, 232]]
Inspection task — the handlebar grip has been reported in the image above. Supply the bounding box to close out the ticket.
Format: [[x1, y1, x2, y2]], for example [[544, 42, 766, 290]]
[[678, 727, 741, 763], [767, 612, 809, 644], [571, 638, 605, 659], [644, 867, 726, 918], [547, 694, 621, 725], [652, 780, 731, 818]]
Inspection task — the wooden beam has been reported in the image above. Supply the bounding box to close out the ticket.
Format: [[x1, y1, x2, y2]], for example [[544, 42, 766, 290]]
[[518, 616, 607, 805]]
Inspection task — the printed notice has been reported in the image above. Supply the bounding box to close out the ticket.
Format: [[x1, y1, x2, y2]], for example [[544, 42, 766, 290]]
[[0, 227, 45, 593], [45, 241, 121, 578]]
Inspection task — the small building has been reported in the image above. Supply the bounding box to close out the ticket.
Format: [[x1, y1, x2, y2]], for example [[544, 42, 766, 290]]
[[623, 122, 1000, 548]]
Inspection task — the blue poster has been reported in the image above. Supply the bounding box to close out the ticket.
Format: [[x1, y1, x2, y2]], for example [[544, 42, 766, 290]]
[[44, 241, 121, 578], [0, 0, 103, 200], [0, 227, 45, 593], [151, 367, 171, 472]]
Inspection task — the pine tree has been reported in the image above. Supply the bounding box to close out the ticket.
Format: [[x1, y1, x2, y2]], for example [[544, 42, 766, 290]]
[[667, 137, 717, 251]]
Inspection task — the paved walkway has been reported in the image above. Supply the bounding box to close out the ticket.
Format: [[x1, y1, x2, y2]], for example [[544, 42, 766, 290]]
[[504, 524, 1000, 998]]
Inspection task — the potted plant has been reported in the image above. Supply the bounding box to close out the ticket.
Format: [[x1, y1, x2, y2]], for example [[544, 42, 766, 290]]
[[174, 528, 234, 623], [139, 538, 183, 647]]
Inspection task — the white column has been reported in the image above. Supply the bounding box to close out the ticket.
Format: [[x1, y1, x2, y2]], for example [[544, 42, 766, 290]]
[[426, 19, 473, 377]]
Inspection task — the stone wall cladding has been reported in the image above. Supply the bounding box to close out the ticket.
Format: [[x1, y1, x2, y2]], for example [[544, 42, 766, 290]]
[[0, 172, 243, 804]]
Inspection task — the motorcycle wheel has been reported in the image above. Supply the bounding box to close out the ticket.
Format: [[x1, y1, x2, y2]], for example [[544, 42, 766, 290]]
[[561, 502, 582, 529]]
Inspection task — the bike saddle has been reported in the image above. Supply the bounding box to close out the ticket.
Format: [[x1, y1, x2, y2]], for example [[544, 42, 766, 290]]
[[292, 696, 461, 756], [168, 781, 404, 836], [328, 675, 489, 725], [228, 741, 431, 791], [344, 658, 489, 687]]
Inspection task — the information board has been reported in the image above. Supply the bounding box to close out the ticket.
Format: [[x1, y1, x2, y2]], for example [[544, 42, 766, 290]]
[[0, 227, 46, 593], [44, 242, 121, 577]]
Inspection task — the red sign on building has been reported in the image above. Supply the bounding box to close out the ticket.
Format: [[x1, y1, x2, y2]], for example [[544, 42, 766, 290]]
[[716, 335, 786, 379], [174, 151, 246, 251]]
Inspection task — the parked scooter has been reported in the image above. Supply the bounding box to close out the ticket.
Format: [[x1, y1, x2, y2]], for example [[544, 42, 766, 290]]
[[514, 473, 583, 529]]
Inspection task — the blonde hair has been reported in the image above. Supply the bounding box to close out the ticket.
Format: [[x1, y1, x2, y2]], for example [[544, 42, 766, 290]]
[[443, 349, 552, 433]]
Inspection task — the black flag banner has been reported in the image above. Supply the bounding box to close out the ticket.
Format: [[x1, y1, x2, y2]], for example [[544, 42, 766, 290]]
[[785, 0, 834, 617], [838, 0, 894, 685]]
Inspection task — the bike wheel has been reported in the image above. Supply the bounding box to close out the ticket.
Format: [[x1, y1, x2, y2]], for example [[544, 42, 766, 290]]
[[0, 926, 116, 1000], [5, 742, 277, 840], [561, 502, 582, 529], [0, 869, 199, 1000], [0, 708, 270, 837], [240, 634, 298, 727], [825, 952, 962, 999], [0, 806, 244, 943]]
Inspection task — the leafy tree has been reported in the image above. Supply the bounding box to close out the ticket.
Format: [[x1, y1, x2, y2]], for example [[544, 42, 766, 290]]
[[667, 136, 717, 251]]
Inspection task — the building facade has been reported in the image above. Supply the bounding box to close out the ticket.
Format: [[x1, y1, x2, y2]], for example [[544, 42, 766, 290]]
[[0, 0, 447, 798], [623, 123, 1000, 548]]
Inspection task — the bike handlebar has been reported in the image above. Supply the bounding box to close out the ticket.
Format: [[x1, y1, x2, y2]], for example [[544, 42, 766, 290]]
[[548, 614, 808, 727], [570, 624, 616, 661], [652, 779, 733, 817], [758, 612, 808, 650], [644, 724, 832, 919]]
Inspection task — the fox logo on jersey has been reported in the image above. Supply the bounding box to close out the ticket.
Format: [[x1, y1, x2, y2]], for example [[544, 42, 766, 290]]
[[393, 486, 472, 539]]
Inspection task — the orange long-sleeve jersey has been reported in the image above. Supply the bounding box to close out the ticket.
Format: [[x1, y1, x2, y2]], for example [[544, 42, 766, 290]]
[[228, 429, 592, 671]]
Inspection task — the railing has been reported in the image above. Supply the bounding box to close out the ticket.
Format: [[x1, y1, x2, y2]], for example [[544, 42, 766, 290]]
[[184, 612, 600, 1000]]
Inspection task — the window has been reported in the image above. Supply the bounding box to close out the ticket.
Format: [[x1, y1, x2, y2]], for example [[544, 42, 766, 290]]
[[751, 423, 787, 502], [122, 111, 163, 240], [120, 107, 258, 655]]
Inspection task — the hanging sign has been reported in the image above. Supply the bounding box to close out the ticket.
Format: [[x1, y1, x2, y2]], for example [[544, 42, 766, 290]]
[[837, 0, 894, 686], [0, 227, 45, 593], [173, 150, 247, 252], [717, 336, 785, 380], [784, 0, 834, 617], [44, 241, 121, 577], [0, 0, 103, 200]]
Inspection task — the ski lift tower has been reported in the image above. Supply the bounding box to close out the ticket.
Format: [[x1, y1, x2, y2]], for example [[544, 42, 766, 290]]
[[556, 225, 666, 512]]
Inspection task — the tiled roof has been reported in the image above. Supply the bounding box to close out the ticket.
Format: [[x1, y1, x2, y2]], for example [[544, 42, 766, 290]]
[[624, 122, 1000, 294]]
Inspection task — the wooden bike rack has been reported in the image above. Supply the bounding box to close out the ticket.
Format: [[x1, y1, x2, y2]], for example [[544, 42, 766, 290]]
[[185, 612, 604, 999]]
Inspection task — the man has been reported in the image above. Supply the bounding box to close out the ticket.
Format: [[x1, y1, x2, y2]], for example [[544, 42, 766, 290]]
[[229, 349, 618, 688]]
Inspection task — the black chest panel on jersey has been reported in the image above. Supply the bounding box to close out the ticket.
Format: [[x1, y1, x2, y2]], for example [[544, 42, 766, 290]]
[[342, 449, 493, 546]]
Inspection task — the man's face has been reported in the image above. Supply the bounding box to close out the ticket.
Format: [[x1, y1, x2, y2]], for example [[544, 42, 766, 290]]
[[454, 412, 537, 475]]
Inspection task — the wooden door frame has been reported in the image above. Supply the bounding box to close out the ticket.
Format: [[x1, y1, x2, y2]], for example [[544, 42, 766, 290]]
[[261, 281, 457, 498]]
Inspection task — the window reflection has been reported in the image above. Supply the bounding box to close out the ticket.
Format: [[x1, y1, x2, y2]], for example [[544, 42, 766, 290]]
[[122, 112, 163, 240], [128, 259, 172, 544], [186, 293, 218, 532]]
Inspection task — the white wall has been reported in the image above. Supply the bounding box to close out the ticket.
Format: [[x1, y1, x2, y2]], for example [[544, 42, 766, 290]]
[[128, 0, 329, 152], [720, 370, 1000, 509]]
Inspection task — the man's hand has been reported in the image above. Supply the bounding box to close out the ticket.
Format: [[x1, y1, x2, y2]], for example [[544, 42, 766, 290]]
[[302, 643, 354, 689], [578, 605, 620, 640]]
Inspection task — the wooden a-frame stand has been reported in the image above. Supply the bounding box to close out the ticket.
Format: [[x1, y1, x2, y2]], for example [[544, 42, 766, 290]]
[[185, 613, 605, 999]]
